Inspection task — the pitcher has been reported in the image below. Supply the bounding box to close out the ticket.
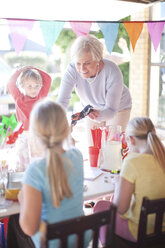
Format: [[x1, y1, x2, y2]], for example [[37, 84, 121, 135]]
[[99, 125, 122, 171]]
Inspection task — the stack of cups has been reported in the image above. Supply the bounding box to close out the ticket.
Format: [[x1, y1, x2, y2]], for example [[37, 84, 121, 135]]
[[88, 146, 100, 167], [88, 128, 102, 167]]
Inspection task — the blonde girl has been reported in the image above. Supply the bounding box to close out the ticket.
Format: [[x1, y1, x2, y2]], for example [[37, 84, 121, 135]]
[[94, 117, 165, 245], [7, 99, 91, 248]]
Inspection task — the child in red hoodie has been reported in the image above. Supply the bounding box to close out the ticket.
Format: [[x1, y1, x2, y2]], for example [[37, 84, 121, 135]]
[[7, 66, 52, 130]]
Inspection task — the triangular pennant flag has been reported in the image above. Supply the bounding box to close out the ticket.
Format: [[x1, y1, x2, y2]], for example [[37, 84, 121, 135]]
[[40, 21, 64, 54], [98, 23, 119, 54], [7, 19, 35, 54], [123, 22, 143, 51], [147, 22, 165, 51], [70, 22, 92, 37]]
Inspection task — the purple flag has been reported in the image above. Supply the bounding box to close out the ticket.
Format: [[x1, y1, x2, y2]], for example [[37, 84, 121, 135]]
[[40, 21, 64, 54], [70, 22, 92, 37], [98, 23, 119, 54], [147, 22, 165, 51], [8, 19, 35, 54]]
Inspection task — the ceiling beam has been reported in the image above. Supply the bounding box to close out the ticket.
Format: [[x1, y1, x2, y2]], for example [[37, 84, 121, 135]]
[[117, 0, 163, 4]]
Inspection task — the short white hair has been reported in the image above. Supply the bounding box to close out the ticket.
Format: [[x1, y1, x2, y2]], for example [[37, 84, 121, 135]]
[[71, 35, 103, 62]]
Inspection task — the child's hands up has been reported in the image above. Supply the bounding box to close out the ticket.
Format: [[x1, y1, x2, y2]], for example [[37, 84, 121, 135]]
[[18, 66, 33, 73]]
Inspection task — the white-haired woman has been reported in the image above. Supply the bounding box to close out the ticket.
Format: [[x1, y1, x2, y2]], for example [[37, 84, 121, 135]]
[[57, 35, 132, 145], [7, 99, 91, 248]]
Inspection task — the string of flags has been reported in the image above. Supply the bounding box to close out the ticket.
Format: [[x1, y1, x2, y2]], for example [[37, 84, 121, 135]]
[[2, 19, 165, 55]]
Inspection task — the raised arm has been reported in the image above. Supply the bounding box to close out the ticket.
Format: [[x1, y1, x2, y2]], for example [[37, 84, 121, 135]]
[[7, 66, 52, 99], [34, 67, 52, 97], [7, 69, 22, 99]]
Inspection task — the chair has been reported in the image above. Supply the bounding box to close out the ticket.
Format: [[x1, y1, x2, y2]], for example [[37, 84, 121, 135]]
[[0, 222, 6, 248], [40, 204, 117, 248], [114, 197, 165, 248]]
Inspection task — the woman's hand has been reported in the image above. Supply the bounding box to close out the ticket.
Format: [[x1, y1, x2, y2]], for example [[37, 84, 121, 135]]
[[88, 109, 100, 120]]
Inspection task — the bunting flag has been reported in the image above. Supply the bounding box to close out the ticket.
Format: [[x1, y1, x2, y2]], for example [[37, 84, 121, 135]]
[[98, 23, 119, 54], [123, 22, 144, 51], [40, 21, 65, 54], [7, 19, 35, 54], [3, 19, 165, 55], [147, 22, 165, 51], [70, 21, 92, 37]]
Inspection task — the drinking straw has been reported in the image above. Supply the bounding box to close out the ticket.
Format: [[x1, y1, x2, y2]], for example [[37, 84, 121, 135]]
[[91, 128, 102, 148], [91, 128, 96, 147], [97, 128, 102, 149]]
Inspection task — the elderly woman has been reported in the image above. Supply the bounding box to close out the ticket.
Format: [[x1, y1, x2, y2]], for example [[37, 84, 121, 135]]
[[57, 35, 132, 145]]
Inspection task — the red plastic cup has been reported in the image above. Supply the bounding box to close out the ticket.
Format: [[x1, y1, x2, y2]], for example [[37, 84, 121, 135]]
[[88, 146, 100, 167]]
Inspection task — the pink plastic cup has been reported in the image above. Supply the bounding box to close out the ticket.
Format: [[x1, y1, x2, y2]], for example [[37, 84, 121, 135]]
[[88, 146, 100, 167]]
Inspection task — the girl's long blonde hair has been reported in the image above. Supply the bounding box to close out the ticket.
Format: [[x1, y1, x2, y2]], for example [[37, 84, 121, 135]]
[[126, 117, 165, 172], [30, 99, 72, 207]]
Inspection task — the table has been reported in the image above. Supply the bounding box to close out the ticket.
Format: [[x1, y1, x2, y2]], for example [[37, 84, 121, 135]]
[[0, 199, 20, 219], [83, 167, 115, 201], [0, 167, 116, 219]]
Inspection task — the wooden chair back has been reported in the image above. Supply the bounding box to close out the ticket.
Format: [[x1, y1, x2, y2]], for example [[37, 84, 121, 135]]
[[138, 196, 165, 247], [114, 197, 165, 248], [40, 204, 117, 248]]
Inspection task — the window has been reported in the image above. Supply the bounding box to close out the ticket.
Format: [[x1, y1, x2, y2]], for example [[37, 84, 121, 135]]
[[149, 3, 165, 128]]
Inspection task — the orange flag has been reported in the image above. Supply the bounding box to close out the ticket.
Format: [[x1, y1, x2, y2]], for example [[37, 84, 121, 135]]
[[123, 22, 144, 51]]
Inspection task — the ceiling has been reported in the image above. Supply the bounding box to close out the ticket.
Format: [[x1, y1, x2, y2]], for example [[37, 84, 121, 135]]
[[118, 0, 162, 3], [0, 0, 162, 21]]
